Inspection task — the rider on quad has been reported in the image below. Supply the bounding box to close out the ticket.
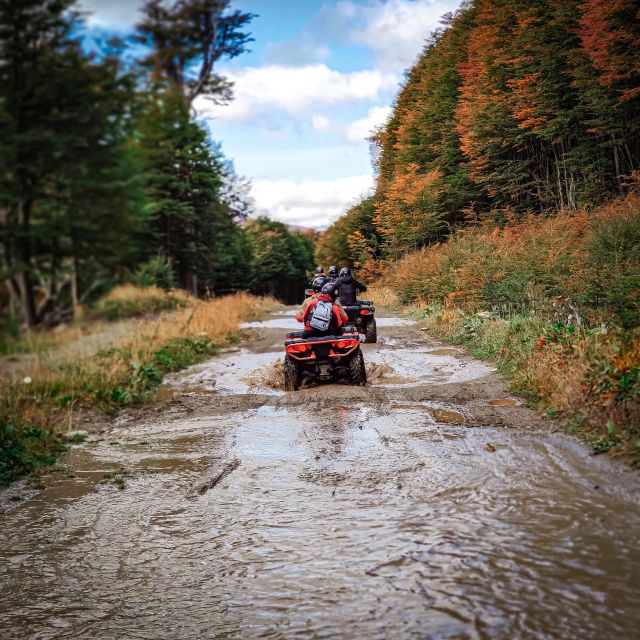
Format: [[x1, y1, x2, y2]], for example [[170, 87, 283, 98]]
[[301, 282, 348, 338], [297, 277, 349, 322], [297, 275, 326, 320], [327, 266, 340, 283], [284, 281, 367, 390], [336, 267, 367, 306]]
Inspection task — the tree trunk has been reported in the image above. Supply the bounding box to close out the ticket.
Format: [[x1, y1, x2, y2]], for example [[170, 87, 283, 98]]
[[71, 252, 80, 317], [17, 200, 37, 327], [6, 277, 20, 320], [17, 270, 36, 328]]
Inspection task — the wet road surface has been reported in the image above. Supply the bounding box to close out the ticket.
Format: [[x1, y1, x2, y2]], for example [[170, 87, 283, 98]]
[[1, 310, 640, 639]]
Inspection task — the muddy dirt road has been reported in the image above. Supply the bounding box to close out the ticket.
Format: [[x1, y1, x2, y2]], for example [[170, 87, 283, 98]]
[[2, 310, 640, 639]]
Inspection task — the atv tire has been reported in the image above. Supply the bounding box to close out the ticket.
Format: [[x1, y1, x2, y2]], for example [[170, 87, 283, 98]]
[[364, 318, 377, 343], [284, 355, 301, 391], [349, 348, 367, 386]]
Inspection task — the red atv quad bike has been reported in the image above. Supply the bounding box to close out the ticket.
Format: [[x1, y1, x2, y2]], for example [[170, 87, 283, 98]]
[[342, 300, 377, 343], [283, 326, 367, 390]]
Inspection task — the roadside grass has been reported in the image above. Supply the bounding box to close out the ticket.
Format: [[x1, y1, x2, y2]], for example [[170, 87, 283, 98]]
[[366, 285, 400, 309], [417, 307, 640, 461], [0, 290, 279, 485], [1, 285, 190, 358], [389, 191, 640, 461], [92, 284, 189, 321], [0, 318, 96, 357]]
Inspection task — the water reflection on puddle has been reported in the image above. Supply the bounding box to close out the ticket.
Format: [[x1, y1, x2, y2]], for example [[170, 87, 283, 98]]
[[366, 345, 494, 385], [168, 349, 284, 395], [240, 309, 299, 330], [2, 310, 640, 640]]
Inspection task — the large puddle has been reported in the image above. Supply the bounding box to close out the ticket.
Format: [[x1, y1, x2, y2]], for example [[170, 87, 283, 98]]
[[2, 311, 640, 639], [240, 309, 299, 330]]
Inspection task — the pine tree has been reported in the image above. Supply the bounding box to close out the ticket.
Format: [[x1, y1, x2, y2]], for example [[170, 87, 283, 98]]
[[244, 217, 315, 302], [0, 0, 143, 326], [136, 0, 255, 106], [138, 94, 248, 295]]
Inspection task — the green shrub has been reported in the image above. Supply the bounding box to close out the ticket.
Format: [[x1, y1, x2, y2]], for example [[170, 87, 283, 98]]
[[93, 289, 186, 321], [129, 257, 176, 290], [154, 336, 218, 372], [0, 318, 24, 355], [586, 202, 640, 329], [0, 423, 66, 486]]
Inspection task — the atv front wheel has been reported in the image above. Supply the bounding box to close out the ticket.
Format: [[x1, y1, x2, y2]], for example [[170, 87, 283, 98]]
[[364, 318, 377, 343], [349, 348, 367, 386], [284, 355, 301, 391]]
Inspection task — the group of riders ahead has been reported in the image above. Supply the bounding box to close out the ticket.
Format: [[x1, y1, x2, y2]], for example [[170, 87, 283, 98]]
[[283, 265, 374, 389], [295, 265, 367, 338]]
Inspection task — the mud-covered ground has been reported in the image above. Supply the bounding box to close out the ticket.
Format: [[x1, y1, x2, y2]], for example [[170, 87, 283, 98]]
[[1, 310, 640, 639]]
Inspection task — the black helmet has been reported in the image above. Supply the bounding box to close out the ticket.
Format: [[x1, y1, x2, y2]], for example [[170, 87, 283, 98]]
[[328, 265, 338, 276], [312, 275, 327, 293], [321, 282, 338, 299], [315, 266, 324, 275], [339, 266, 351, 278]]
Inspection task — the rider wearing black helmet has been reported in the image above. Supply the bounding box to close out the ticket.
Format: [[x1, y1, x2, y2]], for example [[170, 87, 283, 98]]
[[296, 275, 347, 322], [336, 266, 367, 305], [327, 265, 339, 283], [301, 282, 348, 337], [312, 275, 327, 292]]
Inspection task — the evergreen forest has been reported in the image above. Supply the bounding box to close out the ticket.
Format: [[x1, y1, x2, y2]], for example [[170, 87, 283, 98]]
[[0, 0, 315, 331]]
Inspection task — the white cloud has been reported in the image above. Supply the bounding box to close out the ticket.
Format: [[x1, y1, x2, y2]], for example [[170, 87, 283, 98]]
[[80, 0, 144, 28], [313, 105, 392, 143], [201, 64, 397, 123], [263, 1, 458, 76], [250, 175, 374, 227], [346, 0, 457, 71]]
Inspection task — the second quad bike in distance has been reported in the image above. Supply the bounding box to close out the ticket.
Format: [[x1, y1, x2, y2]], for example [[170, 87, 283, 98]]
[[283, 326, 367, 390], [342, 300, 377, 343]]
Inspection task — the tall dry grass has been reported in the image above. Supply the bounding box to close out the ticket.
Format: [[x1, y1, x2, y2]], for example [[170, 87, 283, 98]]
[[0, 290, 279, 483], [10, 291, 278, 392], [366, 285, 400, 308], [388, 191, 640, 327], [384, 192, 640, 458]]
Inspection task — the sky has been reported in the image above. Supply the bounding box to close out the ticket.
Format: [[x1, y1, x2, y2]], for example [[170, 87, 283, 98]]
[[80, 0, 462, 228]]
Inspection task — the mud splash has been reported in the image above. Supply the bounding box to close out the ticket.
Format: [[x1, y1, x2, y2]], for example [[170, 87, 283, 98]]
[[244, 358, 285, 390], [366, 362, 413, 384], [245, 359, 412, 389]]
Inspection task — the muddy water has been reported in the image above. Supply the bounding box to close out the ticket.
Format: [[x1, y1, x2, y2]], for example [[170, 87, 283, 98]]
[[2, 313, 640, 639]]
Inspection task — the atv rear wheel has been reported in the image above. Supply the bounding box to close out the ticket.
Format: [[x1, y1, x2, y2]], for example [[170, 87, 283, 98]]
[[349, 348, 367, 385], [364, 318, 377, 343], [284, 355, 301, 391]]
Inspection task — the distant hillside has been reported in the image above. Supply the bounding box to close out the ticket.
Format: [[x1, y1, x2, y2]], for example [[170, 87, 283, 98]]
[[286, 223, 317, 235]]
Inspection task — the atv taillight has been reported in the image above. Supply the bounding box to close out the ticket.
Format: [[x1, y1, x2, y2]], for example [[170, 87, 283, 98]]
[[285, 342, 316, 361], [359, 309, 370, 315], [336, 339, 357, 349], [288, 343, 310, 353]]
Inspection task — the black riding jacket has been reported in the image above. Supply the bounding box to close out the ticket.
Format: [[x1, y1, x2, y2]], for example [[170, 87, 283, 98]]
[[336, 275, 367, 305]]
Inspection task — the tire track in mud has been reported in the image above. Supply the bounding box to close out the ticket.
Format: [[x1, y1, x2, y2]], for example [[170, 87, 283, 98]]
[[1, 309, 640, 639]]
